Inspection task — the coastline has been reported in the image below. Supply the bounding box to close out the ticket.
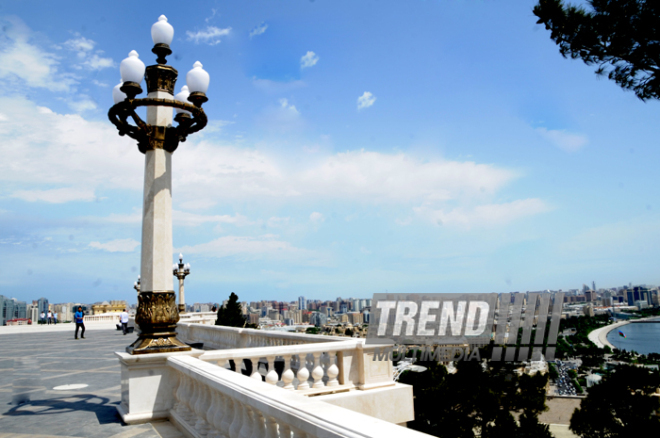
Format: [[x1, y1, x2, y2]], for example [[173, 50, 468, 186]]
[[587, 320, 630, 350]]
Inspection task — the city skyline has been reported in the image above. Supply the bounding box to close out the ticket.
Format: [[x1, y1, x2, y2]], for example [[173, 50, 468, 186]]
[[1, 1, 659, 305]]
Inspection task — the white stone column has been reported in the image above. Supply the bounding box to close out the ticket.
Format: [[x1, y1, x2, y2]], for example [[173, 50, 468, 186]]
[[140, 90, 174, 293]]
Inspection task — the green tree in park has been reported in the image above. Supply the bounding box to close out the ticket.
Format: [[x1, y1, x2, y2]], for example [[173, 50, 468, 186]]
[[569, 364, 660, 437], [215, 292, 251, 328], [533, 0, 660, 101]]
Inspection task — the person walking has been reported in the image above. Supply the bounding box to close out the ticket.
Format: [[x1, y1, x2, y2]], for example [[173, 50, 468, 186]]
[[74, 307, 85, 339], [47, 311, 53, 325], [120, 309, 129, 335], [40, 312, 45, 324]]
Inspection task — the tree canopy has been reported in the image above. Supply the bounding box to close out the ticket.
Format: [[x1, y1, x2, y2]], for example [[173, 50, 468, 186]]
[[569, 364, 660, 437], [533, 0, 660, 100], [215, 292, 250, 328]]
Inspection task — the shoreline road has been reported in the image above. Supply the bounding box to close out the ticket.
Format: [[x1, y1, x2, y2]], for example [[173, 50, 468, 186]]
[[588, 321, 629, 350]]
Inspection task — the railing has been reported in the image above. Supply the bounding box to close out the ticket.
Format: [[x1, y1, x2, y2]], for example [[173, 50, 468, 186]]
[[168, 355, 429, 438], [179, 312, 217, 324], [176, 323, 347, 350], [85, 314, 121, 323], [199, 340, 363, 396]]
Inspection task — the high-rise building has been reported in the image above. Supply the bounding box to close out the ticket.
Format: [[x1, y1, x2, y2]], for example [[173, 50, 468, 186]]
[[298, 296, 307, 311], [37, 297, 49, 316], [309, 312, 327, 327]]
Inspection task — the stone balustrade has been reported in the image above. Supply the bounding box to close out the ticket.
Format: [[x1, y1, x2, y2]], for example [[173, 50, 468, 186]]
[[168, 355, 429, 438], [176, 323, 347, 350], [199, 340, 372, 396], [85, 313, 121, 323]]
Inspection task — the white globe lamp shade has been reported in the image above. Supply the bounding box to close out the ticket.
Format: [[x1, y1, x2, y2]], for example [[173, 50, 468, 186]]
[[112, 81, 126, 104], [186, 61, 210, 94], [174, 85, 192, 115], [120, 51, 145, 84], [151, 15, 174, 46]]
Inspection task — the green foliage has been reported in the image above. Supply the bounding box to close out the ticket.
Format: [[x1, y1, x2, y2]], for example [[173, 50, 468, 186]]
[[399, 350, 550, 438], [548, 362, 559, 380], [215, 292, 251, 328], [533, 0, 660, 101], [305, 327, 320, 335], [570, 365, 660, 437], [345, 328, 354, 337]]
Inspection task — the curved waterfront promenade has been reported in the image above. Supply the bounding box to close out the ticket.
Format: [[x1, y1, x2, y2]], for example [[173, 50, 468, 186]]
[[588, 321, 629, 350]]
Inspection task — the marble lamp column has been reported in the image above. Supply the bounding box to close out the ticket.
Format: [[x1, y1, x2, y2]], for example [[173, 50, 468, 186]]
[[127, 63, 190, 355]]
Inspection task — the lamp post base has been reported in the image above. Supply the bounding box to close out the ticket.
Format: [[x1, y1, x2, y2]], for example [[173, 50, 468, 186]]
[[178, 304, 185, 313], [126, 333, 191, 355], [129, 291, 190, 355]]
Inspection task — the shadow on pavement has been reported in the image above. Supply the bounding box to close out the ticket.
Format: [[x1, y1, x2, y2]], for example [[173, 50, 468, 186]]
[[4, 394, 121, 425]]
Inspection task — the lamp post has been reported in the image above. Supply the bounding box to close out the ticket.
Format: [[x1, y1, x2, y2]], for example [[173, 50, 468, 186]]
[[109, 15, 210, 355], [173, 254, 190, 313]]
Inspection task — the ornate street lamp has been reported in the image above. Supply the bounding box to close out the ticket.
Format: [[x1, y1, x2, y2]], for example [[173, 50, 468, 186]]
[[109, 15, 210, 355], [173, 254, 190, 313]]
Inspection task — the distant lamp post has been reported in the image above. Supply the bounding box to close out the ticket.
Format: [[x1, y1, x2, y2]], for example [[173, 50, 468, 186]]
[[133, 276, 141, 293], [173, 254, 190, 313], [108, 15, 210, 354]]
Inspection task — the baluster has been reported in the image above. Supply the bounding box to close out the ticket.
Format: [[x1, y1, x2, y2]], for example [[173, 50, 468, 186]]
[[250, 358, 262, 381], [311, 352, 324, 388], [265, 356, 278, 385], [205, 390, 219, 438], [220, 395, 235, 437], [279, 423, 292, 438], [209, 391, 224, 438], [281, 355, 295, 389], [264, 415, 278, 438], [173, 373, 183, 416], [295, 354, 310, 390], [239, 405, 254, 438], [291, 426, 308, 438], [187, 377, 199, 425], [194, 381, 210, 436], [326, 351, 339, 387], [228, 399, 244, 438], [250, 409, 265, 438], [217, 359, 230, 369]]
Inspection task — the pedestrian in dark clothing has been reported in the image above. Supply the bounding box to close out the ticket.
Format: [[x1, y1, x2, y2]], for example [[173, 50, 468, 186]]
[[74, 307, 85, 339]]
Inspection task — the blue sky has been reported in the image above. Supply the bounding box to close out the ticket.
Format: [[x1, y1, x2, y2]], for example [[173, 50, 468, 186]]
[[1, 0, 659, 305]]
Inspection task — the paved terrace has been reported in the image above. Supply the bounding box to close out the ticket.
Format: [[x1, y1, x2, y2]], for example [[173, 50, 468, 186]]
[[0, 328, 183, 438]]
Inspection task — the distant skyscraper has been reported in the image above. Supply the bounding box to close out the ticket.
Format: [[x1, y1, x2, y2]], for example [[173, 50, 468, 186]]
[[37, 297, 49, 316], [298, 296, 307, 311]]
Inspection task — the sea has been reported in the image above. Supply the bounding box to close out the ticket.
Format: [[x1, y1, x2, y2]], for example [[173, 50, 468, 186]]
[[606, 318, 660, 355]]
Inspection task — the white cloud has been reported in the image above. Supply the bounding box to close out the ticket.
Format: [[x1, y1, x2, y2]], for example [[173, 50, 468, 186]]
[[82, 53, 114, 70], [177, 234, 325, 264], [67, 97, 97, 113], [414, 199, 550, 228], [0, 95, 142, 199], [173, 210, 249, 227], [89, 238, 140, 253], [357, 91, 376, 110], [64, 36, 95, 53], [0, 17, 76, 92], [310, 212, 325, 223], [267, 216, 290, 228], [11, 187, 96, 203], [249, 23, 268, 38], [536, 128, 588, 153], [279, 98, 299, 114], [92, 79, 108, 87], [186, 26, 231, 45], [300, 51, 319, 69]]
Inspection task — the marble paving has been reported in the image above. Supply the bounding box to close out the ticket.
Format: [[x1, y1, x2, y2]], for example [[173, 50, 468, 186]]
[[0, 329, 182, 438]]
